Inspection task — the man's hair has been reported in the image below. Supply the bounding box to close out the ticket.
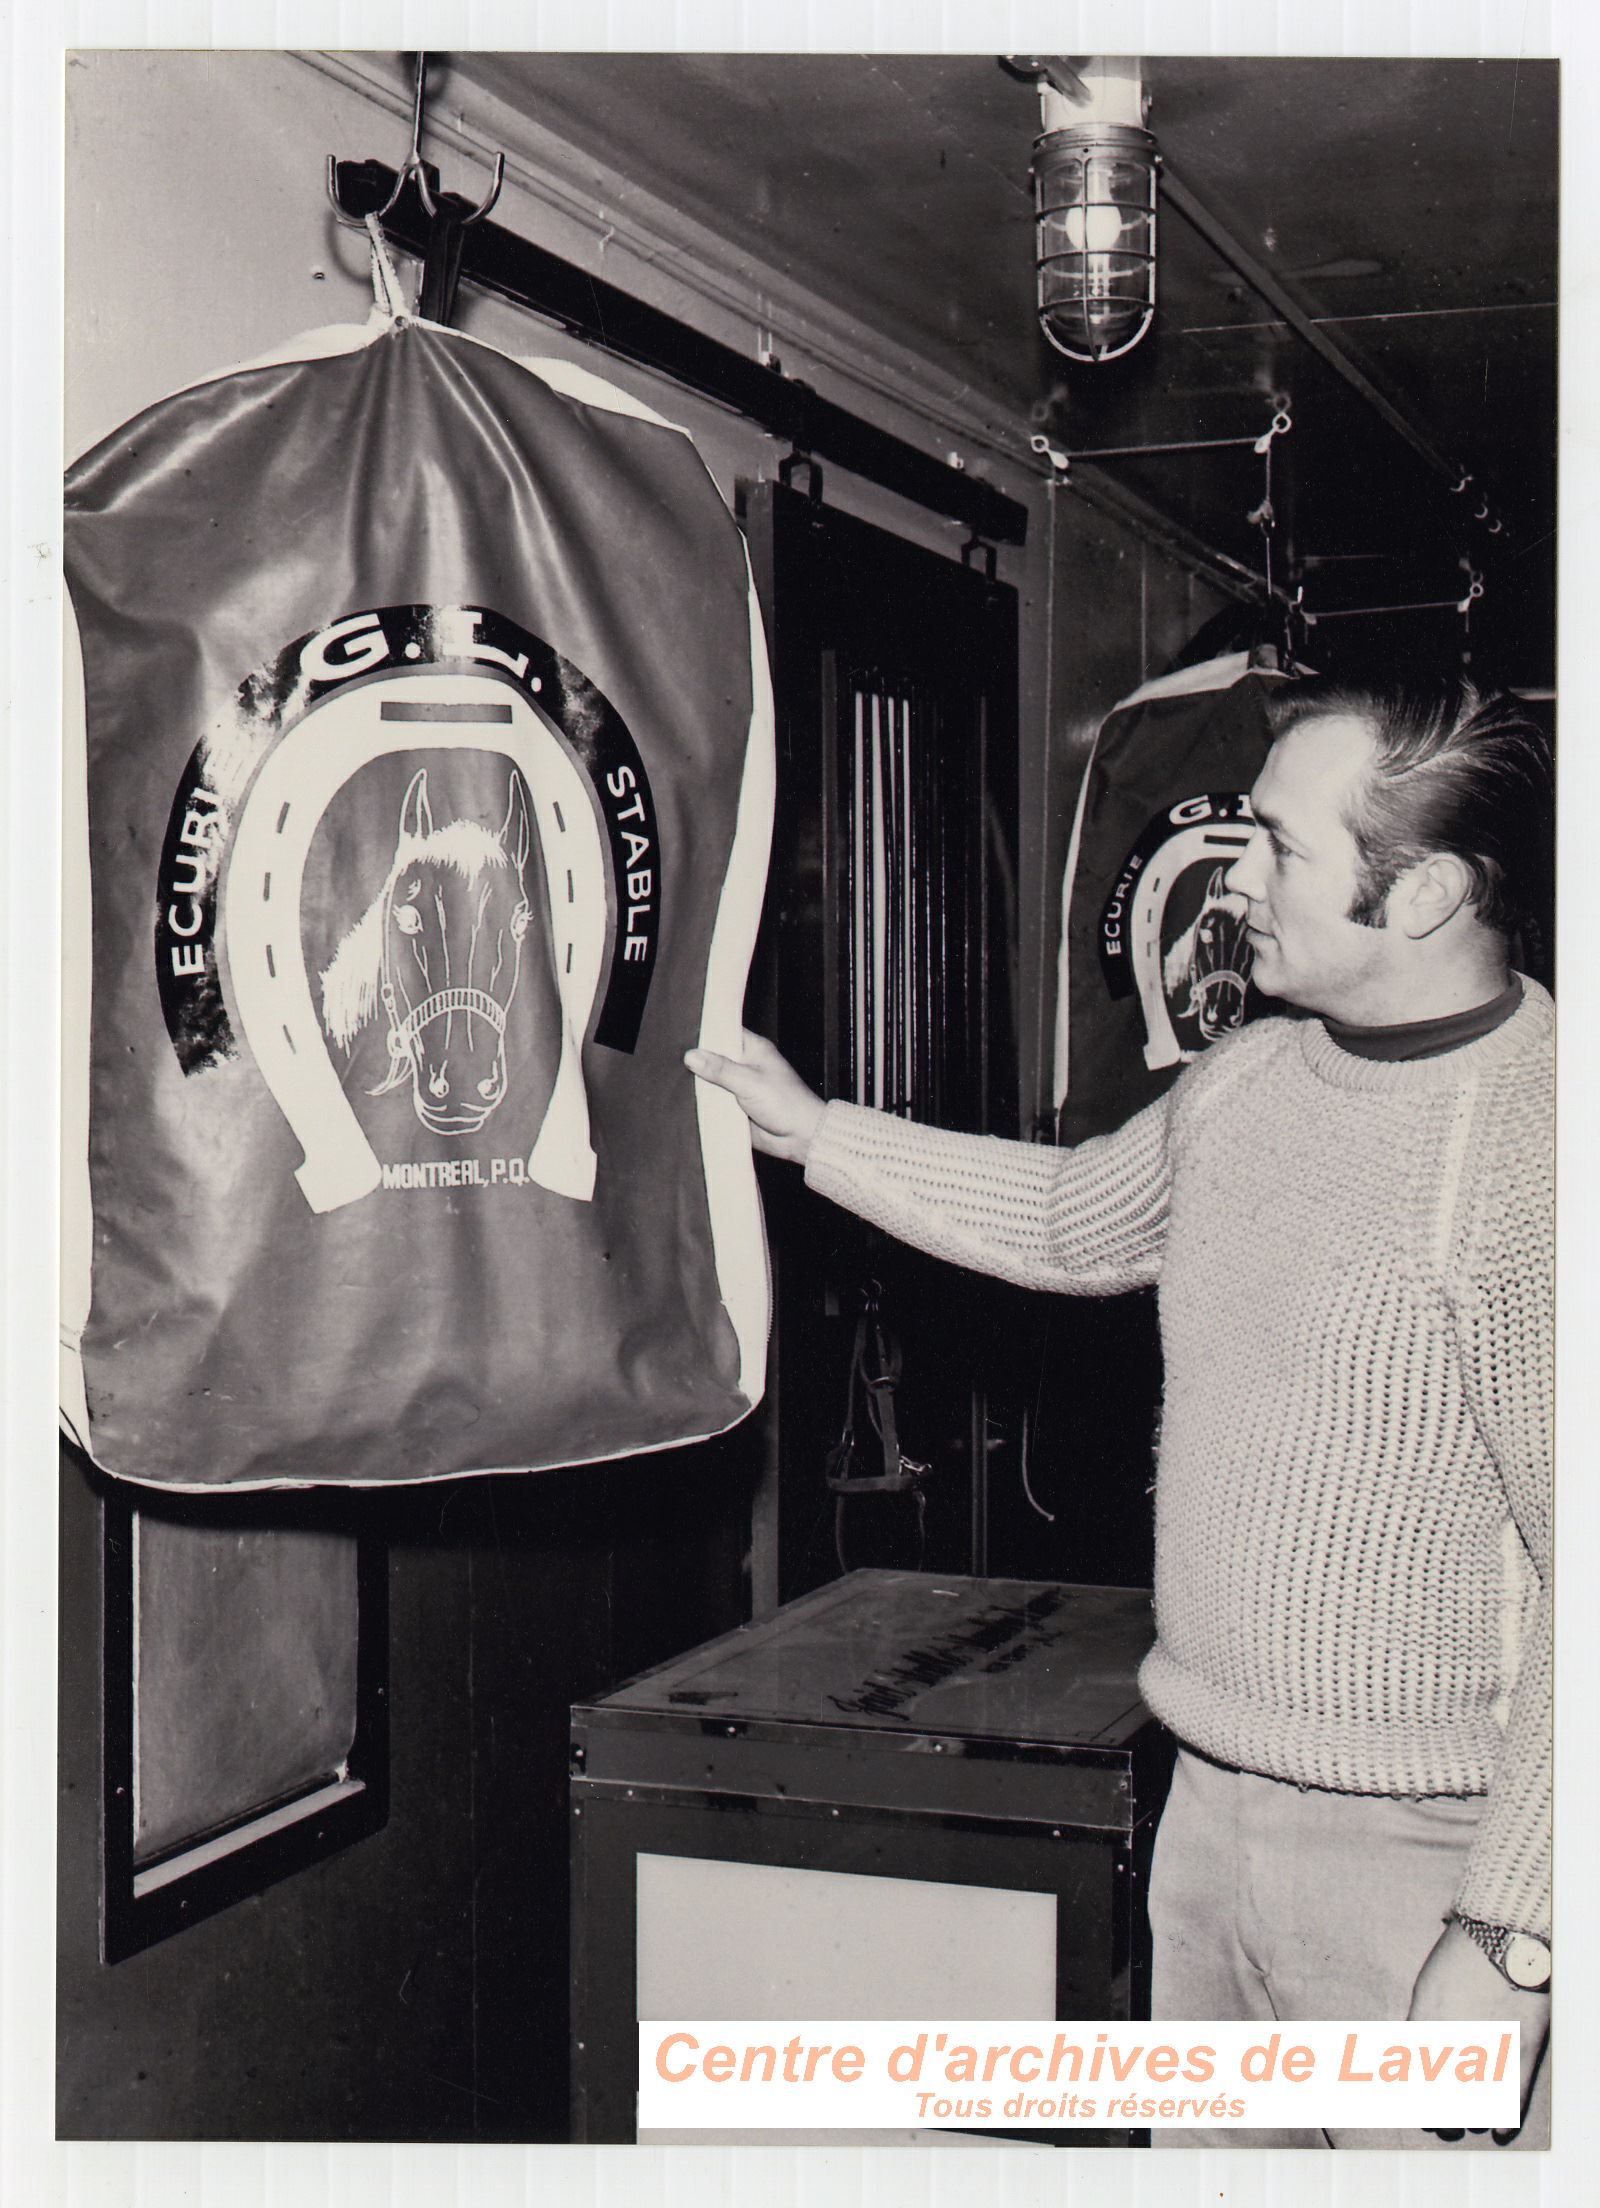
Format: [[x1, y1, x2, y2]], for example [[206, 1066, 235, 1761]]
[[1266, 674, 1554, 935]]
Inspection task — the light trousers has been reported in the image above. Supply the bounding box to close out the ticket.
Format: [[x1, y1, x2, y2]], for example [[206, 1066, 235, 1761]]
[[1147, 1745, 1549, 2150]]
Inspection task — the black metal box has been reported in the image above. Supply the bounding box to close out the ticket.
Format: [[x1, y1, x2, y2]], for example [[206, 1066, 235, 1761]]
[[570, 1569, 1172, 2145]]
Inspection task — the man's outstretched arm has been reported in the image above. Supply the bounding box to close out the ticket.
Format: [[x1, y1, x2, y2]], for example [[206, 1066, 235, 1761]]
[[688, 1029, 1172, 1297]]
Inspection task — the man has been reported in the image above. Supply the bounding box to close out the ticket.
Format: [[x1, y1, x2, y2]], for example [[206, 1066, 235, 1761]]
[[687, 676, 1553, 2150]]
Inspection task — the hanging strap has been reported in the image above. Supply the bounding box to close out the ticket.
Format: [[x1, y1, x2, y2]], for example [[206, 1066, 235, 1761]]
[[825, 1299, 926, 1496], [365, 212, 409, 323], [826, 1287, 931, 1571], [418, 201, 470, 326]]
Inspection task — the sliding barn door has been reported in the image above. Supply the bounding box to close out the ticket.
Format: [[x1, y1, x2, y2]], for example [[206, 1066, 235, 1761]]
[[740, 479, 1019, 1604]]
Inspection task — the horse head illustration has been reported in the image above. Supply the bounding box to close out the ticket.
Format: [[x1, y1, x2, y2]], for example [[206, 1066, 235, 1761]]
[[1162, 865, 1253, 1045], [321, 767, 535, 1136]]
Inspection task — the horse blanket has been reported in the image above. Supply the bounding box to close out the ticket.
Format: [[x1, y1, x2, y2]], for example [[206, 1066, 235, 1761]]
[[1052, 651, 1285, 1145], [64, 308, 772, 1487]]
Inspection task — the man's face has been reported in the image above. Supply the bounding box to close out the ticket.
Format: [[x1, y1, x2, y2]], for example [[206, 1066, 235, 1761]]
[[1226, 714, 1393, 1019]]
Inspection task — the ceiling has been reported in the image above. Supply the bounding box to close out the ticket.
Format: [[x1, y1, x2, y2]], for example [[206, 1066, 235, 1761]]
[[452, 53, 1558, 681]]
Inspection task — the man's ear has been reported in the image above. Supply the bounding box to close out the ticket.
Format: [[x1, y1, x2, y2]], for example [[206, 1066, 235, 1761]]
[[1390, 851, 1475, 940]]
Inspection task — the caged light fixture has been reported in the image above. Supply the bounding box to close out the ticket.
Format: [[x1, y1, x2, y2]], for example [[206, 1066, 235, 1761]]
[[1008, 56, 1159, 365]]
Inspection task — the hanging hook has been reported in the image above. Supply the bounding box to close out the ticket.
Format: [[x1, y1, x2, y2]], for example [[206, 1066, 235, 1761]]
[[1447, 470, 1501, 535], [1277, 582, 1306, 659], [326, 52, 505, 228], [389, 52, 438, 217], [1456, 561, 1485, 616], [1247, 410, 1285, 596], [383, 52, 505, 224]]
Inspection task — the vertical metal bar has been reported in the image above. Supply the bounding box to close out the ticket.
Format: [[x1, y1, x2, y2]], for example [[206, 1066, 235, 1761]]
[[890, 692, 905, 1113], [877, 682, 893, 1113], [898, 691, 911, 1113], [976, 688, 991, 1125], [967, 697, 981, 1123], [901, 696, 914, 1114], [871, 689, 889, 1111], [931, 694, 949, 1127], [895, 693, 908, 1112], [864, 689, 879, 1110], [905, 690, 920, 1120], [852, 685, 867, 1106], [819, 648, 843, 1107], [916, 687, 935, 1122], [882, 686, 902, 1113]]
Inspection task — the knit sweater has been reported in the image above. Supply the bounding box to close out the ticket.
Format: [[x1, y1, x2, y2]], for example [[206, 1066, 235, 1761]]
[[805, 981, 1553, 1937]]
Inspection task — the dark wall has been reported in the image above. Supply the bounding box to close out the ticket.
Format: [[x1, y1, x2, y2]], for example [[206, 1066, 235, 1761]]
[[57, 1429, 755, 2142]]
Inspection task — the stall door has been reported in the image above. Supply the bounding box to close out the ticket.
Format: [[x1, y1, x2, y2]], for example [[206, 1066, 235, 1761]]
[[739, 479, 1019, 1605]]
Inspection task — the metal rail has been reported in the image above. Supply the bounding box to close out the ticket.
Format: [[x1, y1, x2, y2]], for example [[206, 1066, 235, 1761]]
[[329, 159, 1030, 548]]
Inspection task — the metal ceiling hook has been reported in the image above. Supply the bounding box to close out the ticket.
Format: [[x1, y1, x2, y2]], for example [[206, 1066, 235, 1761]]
[[326, 52, 505, 227]]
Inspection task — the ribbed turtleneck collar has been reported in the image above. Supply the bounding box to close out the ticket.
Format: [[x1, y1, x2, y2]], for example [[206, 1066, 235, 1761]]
[[1298, 975, 1552, 1093], [1324, 976, 1523, 1061]]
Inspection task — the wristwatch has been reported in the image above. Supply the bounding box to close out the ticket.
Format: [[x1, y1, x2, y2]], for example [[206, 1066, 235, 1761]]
[[1453, 1913, 1551, 1990]]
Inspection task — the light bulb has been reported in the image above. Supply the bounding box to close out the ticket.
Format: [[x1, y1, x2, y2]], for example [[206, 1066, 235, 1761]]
[[1063, 203, 1125, 254]]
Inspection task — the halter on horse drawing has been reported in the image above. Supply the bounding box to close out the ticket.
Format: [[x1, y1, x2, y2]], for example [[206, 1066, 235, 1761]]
[[320, 767, 535, 1136], [1162, 865, 1253, 1045]]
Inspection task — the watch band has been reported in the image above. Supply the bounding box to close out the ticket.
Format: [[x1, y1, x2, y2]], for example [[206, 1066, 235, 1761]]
[[1454, 1913, 1551, 1990]]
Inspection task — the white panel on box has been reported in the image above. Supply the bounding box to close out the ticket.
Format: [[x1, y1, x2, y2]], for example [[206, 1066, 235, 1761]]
[[635, 1851, 1057, 2020]]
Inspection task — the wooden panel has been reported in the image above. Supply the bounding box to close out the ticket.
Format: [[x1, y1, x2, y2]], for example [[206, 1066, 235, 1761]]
[[134, 1515, 358, 1859]]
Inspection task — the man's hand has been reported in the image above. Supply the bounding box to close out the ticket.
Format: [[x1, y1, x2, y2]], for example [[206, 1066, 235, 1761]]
[[685, 1029, 826, 1166], [1409, 1919, 1549, 2116]]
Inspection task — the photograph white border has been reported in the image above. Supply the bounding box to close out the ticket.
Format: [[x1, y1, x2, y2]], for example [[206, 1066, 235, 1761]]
[[6, 3, 1596, 2204]]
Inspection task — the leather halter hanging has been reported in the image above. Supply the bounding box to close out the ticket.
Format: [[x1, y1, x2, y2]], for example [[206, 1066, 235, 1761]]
[[826, 1285, 930, 1570]]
